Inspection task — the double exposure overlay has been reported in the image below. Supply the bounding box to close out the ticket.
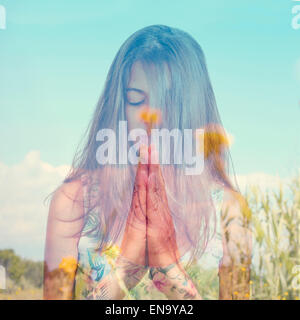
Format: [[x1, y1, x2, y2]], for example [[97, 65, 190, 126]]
[[43, 25, 252, 300], [1, 3, 299, 302]]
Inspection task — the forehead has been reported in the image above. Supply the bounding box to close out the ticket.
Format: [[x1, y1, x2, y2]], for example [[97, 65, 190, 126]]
[[127, 60, 171, 97], [127, 61, 150, 93]]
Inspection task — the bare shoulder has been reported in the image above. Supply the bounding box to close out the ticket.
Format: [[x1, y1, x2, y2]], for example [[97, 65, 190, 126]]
[[48, 178, 84, 222]]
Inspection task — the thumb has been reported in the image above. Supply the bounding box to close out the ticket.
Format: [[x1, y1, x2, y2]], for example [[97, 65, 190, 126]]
[[148, 143, 167, 196]]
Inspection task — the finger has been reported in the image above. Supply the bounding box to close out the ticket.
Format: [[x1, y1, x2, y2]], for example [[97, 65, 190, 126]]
[[134, 143, 148, 193], [120, 167, 147, 266], [147, 144, 170, 220], [123, 145, 148, 235], [148, 143, 159, 176], [148, 144, 170, 203], [148, 143, 162, 197], [147, 144, 181, 260], [139, 142, 149, 165], [132, 145, 148, 219]]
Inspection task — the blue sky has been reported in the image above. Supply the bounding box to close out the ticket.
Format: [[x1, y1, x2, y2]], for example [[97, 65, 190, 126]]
[[1, 0, 299, 176], [0, 0, 300, 260]]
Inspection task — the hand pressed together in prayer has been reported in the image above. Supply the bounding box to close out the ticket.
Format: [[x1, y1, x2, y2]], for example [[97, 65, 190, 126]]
[[120, 143, 180, 268], [119, 144, 202, 299]]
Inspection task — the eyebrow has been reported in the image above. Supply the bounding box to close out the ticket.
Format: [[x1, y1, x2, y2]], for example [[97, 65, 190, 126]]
[[125, 88, 146, 94]]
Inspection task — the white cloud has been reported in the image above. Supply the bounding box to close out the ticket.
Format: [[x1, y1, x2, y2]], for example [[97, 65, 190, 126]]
[[0, 151, 70, 261], [234, 172, 288, 194]]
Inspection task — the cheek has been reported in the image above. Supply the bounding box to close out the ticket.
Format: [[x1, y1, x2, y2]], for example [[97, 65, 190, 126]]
[[126, 105, 146, 131], [125, 105, 135, 131]]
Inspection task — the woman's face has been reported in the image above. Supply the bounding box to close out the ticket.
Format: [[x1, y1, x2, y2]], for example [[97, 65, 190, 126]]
[[125, 61, 150, 132]]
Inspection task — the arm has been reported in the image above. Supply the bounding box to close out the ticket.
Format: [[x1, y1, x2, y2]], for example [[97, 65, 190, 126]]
[[149, 262, 202, 300], [117, 157, 149, 293], [87, 261, 146, 300], [43, 178, 141, 300], [91, 157, 149, 299], [219, 188, 252, 300], [43, 179, 84, 300]]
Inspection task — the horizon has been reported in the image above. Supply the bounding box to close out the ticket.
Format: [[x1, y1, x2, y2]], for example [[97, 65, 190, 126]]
[[0, 0, 299, 261]]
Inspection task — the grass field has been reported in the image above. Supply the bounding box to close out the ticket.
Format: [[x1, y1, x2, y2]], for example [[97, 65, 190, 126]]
[[1, 174, 299, 300]]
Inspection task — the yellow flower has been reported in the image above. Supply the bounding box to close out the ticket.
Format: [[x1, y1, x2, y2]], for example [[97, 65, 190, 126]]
[[59, 256, 78, 274], [102, 243, 121, 259], [198, 123, 232, 159], [249, 280, 253, 285], [282, 297, 286, 300], [245, 293, 250, 298], [233, 291, 239, 295], [241, 267, 246, 272], [284, 292, 288, 296], [264, 283, 268, 287], [277, 296, 281, 300], [102, 246, 133, 300], [137, 107, 162, 128]]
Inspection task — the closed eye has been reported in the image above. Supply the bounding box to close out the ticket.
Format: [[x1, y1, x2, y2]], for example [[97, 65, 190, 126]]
[[128, 99, 145, 106], [125, 88, 146, 106]]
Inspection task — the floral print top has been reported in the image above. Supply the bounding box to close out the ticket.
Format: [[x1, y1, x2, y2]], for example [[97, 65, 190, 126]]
[[73, 175, 224, 300]]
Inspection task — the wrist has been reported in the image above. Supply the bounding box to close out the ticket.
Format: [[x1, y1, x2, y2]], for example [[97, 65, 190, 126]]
[[149, 262, 177, 280]]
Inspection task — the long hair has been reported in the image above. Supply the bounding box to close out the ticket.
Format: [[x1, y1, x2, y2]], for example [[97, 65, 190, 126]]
[[63, 24, 239, 268]]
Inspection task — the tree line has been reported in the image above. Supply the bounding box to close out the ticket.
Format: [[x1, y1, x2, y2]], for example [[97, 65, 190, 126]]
[[0, 249, 43, 288]]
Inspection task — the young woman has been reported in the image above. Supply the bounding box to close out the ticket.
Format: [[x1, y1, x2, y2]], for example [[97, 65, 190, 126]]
[[44, 24, 252, 300]]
